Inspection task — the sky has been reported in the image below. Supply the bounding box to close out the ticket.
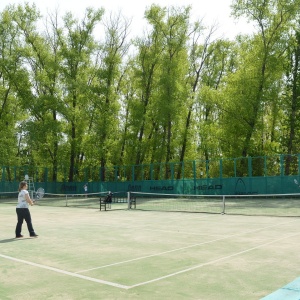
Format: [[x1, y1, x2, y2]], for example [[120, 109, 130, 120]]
[[0, 0, 255, 40]]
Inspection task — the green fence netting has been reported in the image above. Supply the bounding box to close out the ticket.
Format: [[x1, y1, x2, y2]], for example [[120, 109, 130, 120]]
[[1, 154, 300, 195]]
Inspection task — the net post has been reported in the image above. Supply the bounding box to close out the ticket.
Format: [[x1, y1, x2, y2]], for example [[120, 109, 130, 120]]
[[127, 192, 131, 210], [65, 195, 68, 207], [222, 195, 225, 214]]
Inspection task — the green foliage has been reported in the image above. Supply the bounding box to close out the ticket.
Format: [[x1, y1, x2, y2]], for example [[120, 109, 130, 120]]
[[1, 1, 300, 181]]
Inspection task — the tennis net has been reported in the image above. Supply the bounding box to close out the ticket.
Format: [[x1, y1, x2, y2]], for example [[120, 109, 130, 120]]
[[35, 192, 108, 208], [36, 191, 129, 209], [0, 191, 129, 210], [0, 191, 18, 204], [128, 192, 300, 216], [0, 191, 109, 208]]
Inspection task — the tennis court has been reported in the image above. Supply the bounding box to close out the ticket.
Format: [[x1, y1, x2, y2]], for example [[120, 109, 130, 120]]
[[1, 198, 300, 299]]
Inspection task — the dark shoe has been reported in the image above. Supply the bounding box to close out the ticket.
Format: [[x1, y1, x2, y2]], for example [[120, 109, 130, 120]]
[[16, 235, 23, 238], [30, 234, 38, 237]]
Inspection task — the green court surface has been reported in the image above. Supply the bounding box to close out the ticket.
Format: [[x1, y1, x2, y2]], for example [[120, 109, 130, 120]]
[[1, 203, 300, 300]]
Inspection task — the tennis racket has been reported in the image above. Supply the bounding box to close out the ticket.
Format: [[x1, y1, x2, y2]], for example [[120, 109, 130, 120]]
[[35, 187, 45, 204]]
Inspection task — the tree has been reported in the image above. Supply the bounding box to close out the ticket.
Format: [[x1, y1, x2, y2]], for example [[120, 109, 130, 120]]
[[87, 11, 130, 181], [281, 26, 300, 174], [224, 0, 300, 158], [10, 4, 67, 181], [56, 8, 104, 181], [0, 5, 34, 179], [143, 5, 191, 179]]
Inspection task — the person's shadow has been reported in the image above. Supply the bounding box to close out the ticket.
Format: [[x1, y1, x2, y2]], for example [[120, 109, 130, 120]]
[[0, 238, 31, 243]]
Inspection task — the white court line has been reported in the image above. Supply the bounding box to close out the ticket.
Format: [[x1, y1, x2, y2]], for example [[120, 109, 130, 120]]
[[128, 231, 300, 289], [3, 228, 294, 290], [0, 254, 129, 289], [1, 219, 299, 290], [76, 219, 298, 274]]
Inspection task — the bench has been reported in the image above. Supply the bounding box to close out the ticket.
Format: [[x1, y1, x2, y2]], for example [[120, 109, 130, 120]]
[[99, 194, 112, 211]]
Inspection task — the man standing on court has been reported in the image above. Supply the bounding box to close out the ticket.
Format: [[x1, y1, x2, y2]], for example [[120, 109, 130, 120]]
[[15, 181, 38, 238]]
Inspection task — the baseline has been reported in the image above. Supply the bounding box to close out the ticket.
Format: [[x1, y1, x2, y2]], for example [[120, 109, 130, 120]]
[[0, 253, 129, 289]]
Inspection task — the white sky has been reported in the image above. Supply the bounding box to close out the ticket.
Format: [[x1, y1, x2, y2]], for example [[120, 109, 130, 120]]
[[0, 0, 255, 40]]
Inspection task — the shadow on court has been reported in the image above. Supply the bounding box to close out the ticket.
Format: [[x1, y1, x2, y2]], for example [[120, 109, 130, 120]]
[[0, 237, 33, 243]]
